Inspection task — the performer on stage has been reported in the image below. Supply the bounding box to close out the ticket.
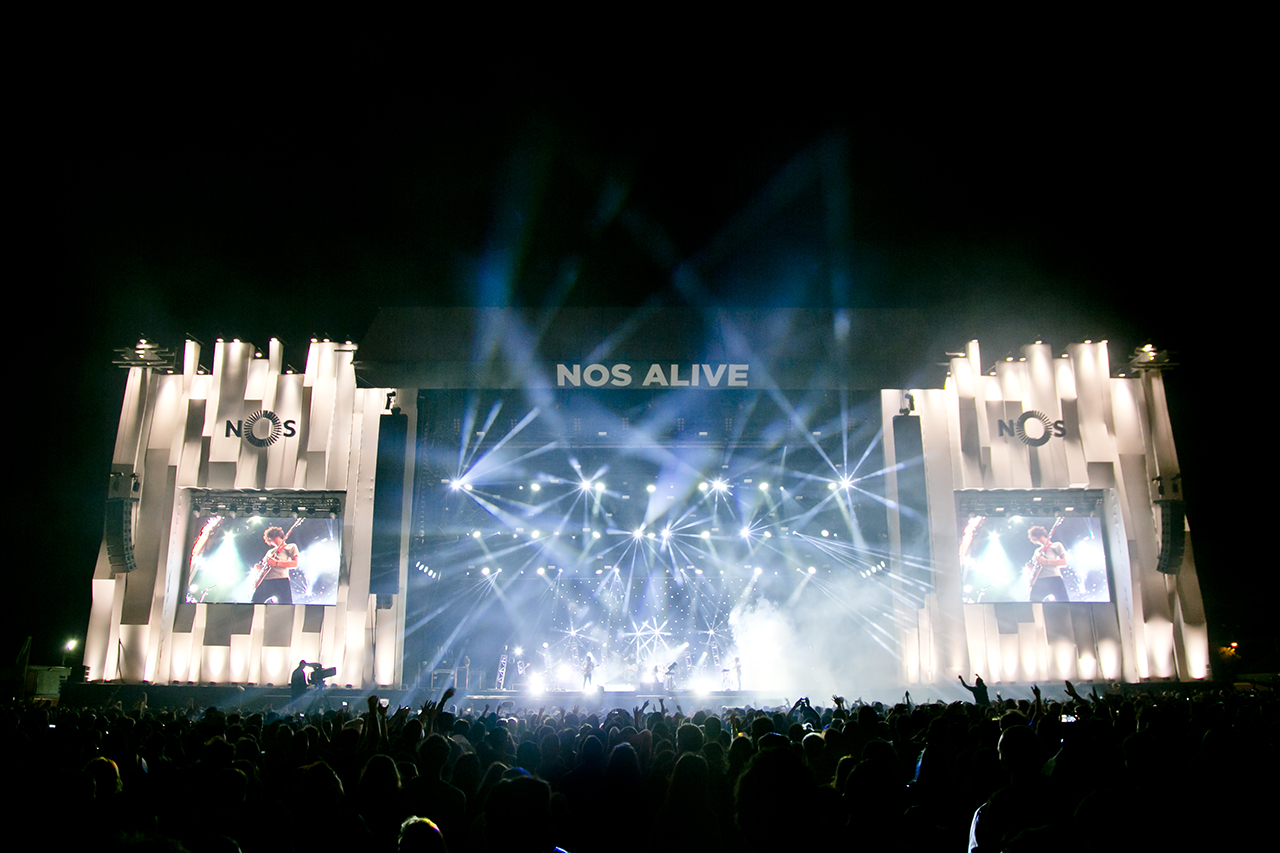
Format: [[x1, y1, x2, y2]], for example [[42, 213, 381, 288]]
[[734, 657, 743, 691], [1026, 525, 1070, 602], [581, 653, 594, 689], [252, 526, 299, 604]]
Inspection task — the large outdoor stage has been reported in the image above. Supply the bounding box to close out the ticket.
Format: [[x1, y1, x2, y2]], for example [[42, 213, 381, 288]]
[[83, 309, 1207, 699]]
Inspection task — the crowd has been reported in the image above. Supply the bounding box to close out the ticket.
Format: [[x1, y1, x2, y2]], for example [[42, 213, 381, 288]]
[[6, 679, 1274, 852]]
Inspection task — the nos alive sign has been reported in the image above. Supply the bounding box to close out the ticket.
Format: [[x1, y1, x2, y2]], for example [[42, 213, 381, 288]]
[[556, 363, 749, 388]]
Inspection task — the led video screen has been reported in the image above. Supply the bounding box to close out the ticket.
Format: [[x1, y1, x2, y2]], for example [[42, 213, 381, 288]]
[[958, 515, 1110, 604], [185, 514, 342, 605]]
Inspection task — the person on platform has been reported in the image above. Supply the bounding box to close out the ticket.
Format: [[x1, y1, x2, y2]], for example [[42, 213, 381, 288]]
[[959, 673, 989, 706], [253, 526, 299, 604], [1026, 526, 1070, 602], [582, 654, 595, 689], [734, 657, 743, 691], [291, 660, 311, 700]]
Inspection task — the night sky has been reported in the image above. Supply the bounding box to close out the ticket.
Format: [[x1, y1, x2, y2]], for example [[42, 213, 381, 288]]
[[19, 68, 1259, 675]]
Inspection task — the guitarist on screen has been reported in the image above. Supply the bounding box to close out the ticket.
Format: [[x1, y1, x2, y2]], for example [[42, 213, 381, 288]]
[[252, 522, 301, 604], [1026, 522, 1070, 602]]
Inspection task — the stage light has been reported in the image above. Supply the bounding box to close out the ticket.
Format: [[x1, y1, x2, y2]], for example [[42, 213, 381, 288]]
[[699, 482, 709, 492], [840, 477, 853, 489], [472, 530, 482, 538], [633, 529, 645, 540], [463, 484, 473, 491], [712, 479, 728, 492], [754, 567, 763, 574], [700, 531, 711, 539], [537, 567, 545, 575], [592, 531, 601, 539], [808, 567, 817, 574], [531, 483, 541, 492], [580, 480, 592, 491], [646, 532, 655, 539], [763, 531, 771, 538], [481, 567, 490, 575], [821, 530, 829, 537], [759, 482, 769, 491], [661, 528, 670, 538], [514, 647, 523, 657], [828, 482, 837, 490], [532, 530, 541, 538], [740, 527, 751, 538], [65, 639, 77, 651], [594, 481, 605, 491], [647, 484, 656, 493]]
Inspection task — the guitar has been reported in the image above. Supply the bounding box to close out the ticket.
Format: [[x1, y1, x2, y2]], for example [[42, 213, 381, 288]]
[[252, 519, 304, 590]]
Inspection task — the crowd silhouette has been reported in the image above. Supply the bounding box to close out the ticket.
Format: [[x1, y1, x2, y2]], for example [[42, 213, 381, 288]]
[[7, 678, 1274, 852]]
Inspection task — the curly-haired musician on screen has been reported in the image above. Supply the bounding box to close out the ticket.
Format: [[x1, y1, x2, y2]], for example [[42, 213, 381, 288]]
[[252, 526, 299, 604], [1026, 525, 1070, 602]]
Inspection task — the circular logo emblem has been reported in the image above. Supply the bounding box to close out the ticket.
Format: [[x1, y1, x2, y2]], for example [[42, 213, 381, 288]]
[[243, 410, 283, 447], [1014, 410, 1054, 447]]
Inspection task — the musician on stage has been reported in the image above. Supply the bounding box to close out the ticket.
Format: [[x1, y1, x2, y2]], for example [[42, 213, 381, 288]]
[[252, 526, 299, 604], [1026, 525, 1070, 602], [581, 653, 594, 689]]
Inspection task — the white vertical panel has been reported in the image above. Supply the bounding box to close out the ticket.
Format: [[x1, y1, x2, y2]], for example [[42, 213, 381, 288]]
[[942, 379, 968, 489], [306, 343, 337, 454], [202, 646, 230, 684], [326, 349, 357, 490], [999, 632, 1020, 682], [982, 607, 1002, 680], [375, 605, 398, 686], [880, 391, 917, 685], [1018, 621, 1043, 683], [292, 631, 321, 673], [248, 606, 265, 683], [187, 605, 207, 683], [177, 387, 209, 488], [265, 373, 304, 489], [342, 608, 368, 688], [1055, 358, 1091, 487], [229, 634, 251, 682], [1071, 344, 1116, 462], [86, 575, 118, 681], [1024, 344, 1070, 488], [182, 340, 201, 397], [115, 617, 149, 676], [261, 645, 289, 686], [392, 387, 418, 687], [917, 389, 969, 680], [209, 342, 252, 463], [917, 601, 934, 684], [949, 356, 984, 491], [244, 355, 270, 402], [113, 367, 148, 467], [167, 632, 192, 685], [150, 489, 191, 684], [962, 606, 988, 682]]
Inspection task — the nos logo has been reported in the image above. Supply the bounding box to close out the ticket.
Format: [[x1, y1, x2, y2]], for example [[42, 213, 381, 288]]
[[225, 410, 297, 448], [998, 410, 1066, 447]]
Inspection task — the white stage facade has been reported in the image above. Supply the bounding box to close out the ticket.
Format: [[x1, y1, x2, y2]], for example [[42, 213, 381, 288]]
[[85, 310, 1207, 693]]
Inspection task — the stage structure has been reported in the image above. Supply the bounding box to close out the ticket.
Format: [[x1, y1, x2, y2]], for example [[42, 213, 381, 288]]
[[85, 310, 1207, 695]]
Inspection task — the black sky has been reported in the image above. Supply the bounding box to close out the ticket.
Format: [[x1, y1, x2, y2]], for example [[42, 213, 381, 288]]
[[18, 67, 1260, 671]]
